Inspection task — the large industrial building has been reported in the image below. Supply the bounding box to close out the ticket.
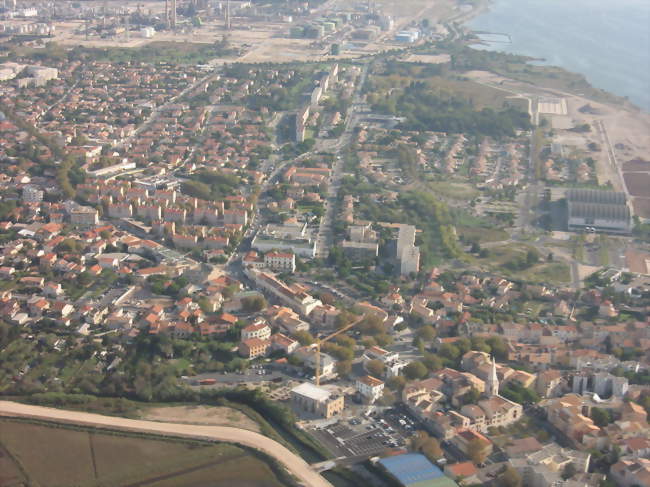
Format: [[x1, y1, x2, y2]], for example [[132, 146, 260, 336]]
[[377, 454, 458, 487], [566, 189, 631, 234]]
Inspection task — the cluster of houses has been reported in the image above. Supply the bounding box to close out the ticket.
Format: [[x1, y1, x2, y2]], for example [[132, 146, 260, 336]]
[[1, 59, 201, 145], [353, 127, 526, 193], [403, 354, 522, 440], [295, 63, 339, 142], [74, 179, 251, 258]]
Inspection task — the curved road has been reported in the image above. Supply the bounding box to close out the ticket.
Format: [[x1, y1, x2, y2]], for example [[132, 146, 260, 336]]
[[0, 401, 332, 487]]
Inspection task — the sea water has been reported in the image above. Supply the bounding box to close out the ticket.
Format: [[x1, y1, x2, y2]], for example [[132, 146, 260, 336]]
[[467, 0, 650, 112]]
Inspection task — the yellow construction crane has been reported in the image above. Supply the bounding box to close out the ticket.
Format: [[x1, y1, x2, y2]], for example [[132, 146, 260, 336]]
[[314, 314, 366, 386]]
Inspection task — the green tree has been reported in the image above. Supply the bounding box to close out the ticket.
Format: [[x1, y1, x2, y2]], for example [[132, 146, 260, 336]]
[[410, 431, 443, 462], [336, 360, 352, 378], [562, 462, 577, 480], [439, 343, 460, 362], [241, 296, 267, 313], [497, 465, 522, 487], [294, 330, 314, 345], [422, 354, 443, 372], [486, 336, 508, 360], [404, 361, 428, 380], [378, 389, 396, 406], [420, 437, 443, 462], [387, 375, 406, 391], [466, 438, 489, 465], [417, 325, 436, 341], [180, 180, 212, 200], [591, 408, 612, 427], [526, 249, 540, 266], [366, 359, 385, 378], [462, 387, 481, 405]]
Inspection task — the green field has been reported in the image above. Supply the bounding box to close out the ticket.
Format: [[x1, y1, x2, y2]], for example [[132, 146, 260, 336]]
[[14, 41, 239, 65], [474, 243, 571, 285], [428, 181, 479, 200], [457, 225, 509, 244], [0, 419, 287, 487], [521, 262, 571, 286]]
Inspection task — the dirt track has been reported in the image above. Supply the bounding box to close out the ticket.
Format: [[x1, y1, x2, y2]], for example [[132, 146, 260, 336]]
[[0, 401, 332, 487]]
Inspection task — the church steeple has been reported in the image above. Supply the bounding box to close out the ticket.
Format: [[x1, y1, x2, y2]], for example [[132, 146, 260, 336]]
[[487, 355, 499, 396]]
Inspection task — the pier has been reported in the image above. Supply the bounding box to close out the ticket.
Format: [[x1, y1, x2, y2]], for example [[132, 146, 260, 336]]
[[473, 30, 512, 43]]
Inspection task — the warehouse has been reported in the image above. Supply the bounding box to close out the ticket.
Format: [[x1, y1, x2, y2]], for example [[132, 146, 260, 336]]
[[377, 453, 458, 487], [566, 189, 631, 234]]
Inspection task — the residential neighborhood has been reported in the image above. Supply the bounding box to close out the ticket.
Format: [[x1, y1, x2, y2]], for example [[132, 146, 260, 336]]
[[0, 0, 649, 486]]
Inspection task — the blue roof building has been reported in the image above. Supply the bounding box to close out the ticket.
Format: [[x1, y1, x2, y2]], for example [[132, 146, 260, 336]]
[[378, 453, 458, 487]]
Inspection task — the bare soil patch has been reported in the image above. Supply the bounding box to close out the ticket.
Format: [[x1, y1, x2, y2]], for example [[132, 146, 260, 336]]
[[632, 198, 650, 219], [624, 173, 650, 197], [0, 443, 26, 487], [625, 250, 650, 275], [0, 418, 282, 487], [141, 405, 260, 432], [623, 158, 650, 172]]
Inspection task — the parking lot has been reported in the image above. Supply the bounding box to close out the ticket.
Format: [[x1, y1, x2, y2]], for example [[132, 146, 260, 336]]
[[382, 406, 420, 437], [308, 410, 411, 459]]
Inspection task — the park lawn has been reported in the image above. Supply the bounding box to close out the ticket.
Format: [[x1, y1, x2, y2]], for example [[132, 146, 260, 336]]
[[496, 63, 623, 106], [475, 242, 534, 268], [168, 358, 192, 374], [304, 128, 316, 140], [428, 181, 479, 200], [521, 262, 571, 286], [457, 225, 509, 244], [425, 75, 514, 110], [474, 243, 570, 285]]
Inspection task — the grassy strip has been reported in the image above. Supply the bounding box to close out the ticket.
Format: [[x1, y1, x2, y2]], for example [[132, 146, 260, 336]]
[[323, 466, 371, 487], [209, 397, 293, 450], [364, 459, 403, 487], [201, 388, 331, 462]]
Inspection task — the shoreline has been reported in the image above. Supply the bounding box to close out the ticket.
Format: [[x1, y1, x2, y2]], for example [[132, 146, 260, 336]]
[[446, 0, 650, 219], [454, 0, 649, 115]]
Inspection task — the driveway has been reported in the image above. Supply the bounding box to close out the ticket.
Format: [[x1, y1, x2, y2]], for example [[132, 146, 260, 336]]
[[0, 401, 332, 487]]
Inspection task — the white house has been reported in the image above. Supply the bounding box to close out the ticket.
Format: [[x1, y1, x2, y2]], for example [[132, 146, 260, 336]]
[[264, 251, 296, 273], [356, 375, 385, 403], [240, 321, 272, 341]]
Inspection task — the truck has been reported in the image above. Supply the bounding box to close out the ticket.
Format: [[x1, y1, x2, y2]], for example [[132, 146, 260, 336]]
[[198, 378, 217, 385]]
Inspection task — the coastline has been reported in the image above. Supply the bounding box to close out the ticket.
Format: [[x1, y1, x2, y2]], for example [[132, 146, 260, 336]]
[[444, 0, 650, 218], [455, 0, 649, 114]]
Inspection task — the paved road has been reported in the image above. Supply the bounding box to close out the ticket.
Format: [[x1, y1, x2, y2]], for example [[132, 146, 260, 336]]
[[314, 61, 371, 258], [0, 401, 333, 487]]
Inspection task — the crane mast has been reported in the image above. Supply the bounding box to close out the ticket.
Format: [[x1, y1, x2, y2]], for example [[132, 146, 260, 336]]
[[314, 314, 367, 386]]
